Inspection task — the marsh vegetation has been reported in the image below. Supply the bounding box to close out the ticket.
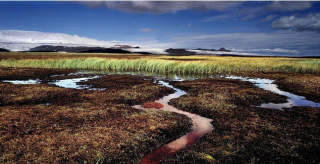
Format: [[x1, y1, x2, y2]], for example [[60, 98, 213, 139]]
[[1, 52, 320, 75], [0, 52, 320, 163]]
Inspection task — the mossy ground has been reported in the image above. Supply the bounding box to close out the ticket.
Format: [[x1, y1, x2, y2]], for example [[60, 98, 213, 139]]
[[1, 53, 320, 163], [275, 74, 320, 103], [163, 74, 320, 164], [0, 68, 192, 163]]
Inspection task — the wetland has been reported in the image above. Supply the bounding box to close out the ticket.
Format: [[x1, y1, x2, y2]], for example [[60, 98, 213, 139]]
[[1, 52, 320, 163]]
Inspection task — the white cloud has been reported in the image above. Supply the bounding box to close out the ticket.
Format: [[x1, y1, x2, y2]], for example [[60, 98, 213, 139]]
[[0, 30, 115, 45], [126, 48, 169, 55], [80, 1, 243, 14], [79, 1, 313, 14], [266, 1, 313, 12], [272, 13, 320, 32], [228, 2, 313, 23], [241, 13, 257, 21], [202, 14, 233, 22], [1, 29, 320, 56], [272, 48, 300, 54], [139, 28, 153, 32], [168, 30, 320, 56], [0, 30, 174, 51], [0, 30, 120, 51], [241, 48, 300, 54], [259, 14, 278, 22]]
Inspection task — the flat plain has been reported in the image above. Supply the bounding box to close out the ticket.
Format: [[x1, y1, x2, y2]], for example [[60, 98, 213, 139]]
[[1, 52, 320, 163]]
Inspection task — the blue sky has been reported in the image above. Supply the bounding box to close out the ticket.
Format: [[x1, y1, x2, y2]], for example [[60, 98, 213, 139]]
[[1, 1, 320, 56]]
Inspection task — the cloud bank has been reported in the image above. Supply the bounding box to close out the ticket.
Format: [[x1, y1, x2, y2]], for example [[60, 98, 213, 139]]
[[80, 1, 243, 14], [272, 13, 320, 32], [80, 1, 314, 15], [0, 30, 121, 51], [169, 30, 320, 56], [259, 15, 278, 22], [1, 29, 320, 56], [266, 1, 313, 12], [139, 28, 153, 32], [0, 30, 117, 46]]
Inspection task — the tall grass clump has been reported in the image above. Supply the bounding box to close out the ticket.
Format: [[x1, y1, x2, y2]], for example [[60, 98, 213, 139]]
[[1, 56, 320, 75]]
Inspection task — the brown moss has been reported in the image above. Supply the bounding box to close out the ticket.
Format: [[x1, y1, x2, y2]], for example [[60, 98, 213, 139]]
[[163, 77, 320, 164], [169, 78, 287, 118], [0, 70, 191, 163], [78, 74, 155, 90], [275, 74, 320, 103], [0, 67, 76, 80]]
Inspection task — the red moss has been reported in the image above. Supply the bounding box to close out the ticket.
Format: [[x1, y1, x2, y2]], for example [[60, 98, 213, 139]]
[[143, 102, 164, 109]]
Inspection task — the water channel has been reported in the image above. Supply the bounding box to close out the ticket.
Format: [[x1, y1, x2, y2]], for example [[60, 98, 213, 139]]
[[2, 70, 320, 163]]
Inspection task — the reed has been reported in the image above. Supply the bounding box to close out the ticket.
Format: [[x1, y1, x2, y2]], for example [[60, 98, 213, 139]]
[[1, 55, 320, 74]]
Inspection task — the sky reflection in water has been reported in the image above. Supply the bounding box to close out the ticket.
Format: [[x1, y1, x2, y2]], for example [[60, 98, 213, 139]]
[[2, 71, 320, 110], [225, 76, 320, 110]]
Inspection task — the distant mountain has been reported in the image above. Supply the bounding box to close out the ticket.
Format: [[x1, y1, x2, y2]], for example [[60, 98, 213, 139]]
[[165, 48, 196, 55], [0, 48, 10, 52], [27, 45, 233, 56], [29, 45, 131, 53], [194, 47, 231, 52], [77, 48, 131, 54], [195, 48, 217, 51], [29, 45, 81, 52], [218, 47, 231, 52]]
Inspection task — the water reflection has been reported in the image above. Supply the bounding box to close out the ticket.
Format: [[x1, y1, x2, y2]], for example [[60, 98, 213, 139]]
[[2, 79, 41, 84], [76, 70, 216, 81], [3, 70, 320, 110], [224, 75, 320, 110], [48, 76, 105, 90]]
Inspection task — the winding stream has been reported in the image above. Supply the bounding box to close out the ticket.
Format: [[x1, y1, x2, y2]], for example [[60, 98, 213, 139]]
[[133, 81, 214, 164], [2, 71, 320, 163]]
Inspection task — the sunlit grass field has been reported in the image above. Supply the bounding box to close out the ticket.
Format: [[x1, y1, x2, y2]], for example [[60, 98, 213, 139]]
[[1, 52, 320, 74]]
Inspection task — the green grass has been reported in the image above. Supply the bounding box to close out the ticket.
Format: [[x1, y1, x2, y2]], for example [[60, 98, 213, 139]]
[[1, 55, 320, 75]]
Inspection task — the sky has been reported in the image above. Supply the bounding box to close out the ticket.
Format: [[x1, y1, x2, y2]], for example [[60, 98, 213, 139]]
[[1, 1, 320, 56]]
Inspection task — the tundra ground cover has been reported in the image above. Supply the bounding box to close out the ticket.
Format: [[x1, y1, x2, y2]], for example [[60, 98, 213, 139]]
[[275, 74, 320, 103], [0, 68, 192, 163], [1, 52, 320, 163], [163, 78, 320, 163]]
